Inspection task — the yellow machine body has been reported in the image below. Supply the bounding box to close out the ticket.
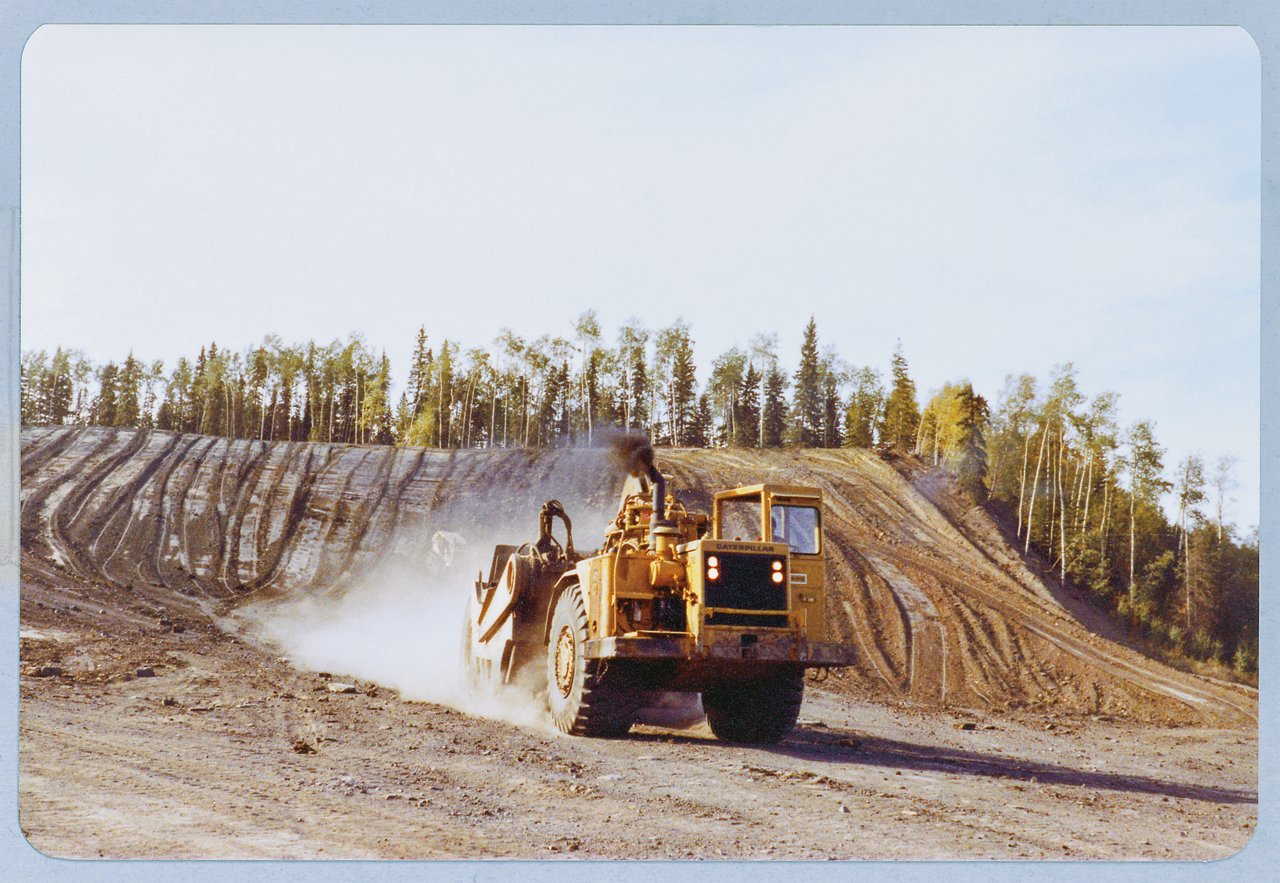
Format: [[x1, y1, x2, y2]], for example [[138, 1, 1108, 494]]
[[465, 466, 855, 739]]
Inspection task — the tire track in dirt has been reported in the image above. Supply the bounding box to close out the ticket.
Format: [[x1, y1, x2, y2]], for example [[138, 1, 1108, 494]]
[[154, 435, 219, 595], [48, 429, 152, 580], [215, 439, 273, 596], [19, 428, 119, 560], [18, 426, 77, 482], [92, 433, 187, 586]]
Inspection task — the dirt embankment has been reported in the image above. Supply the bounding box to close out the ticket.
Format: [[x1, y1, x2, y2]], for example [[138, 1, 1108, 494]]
[[19, 426, 1256, 727], [16, 426, 1258, 860]]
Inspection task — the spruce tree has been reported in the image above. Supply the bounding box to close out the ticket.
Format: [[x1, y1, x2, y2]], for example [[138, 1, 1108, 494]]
[[670, 332, 698, 446], [736, 363, 762, 447], [47, 349, 75, 425], [406, 326, 431, 418], [1125, 420, 1171, 609], [115, 354, 143, 428], [435, 341, 454, 447], [820, 351, 844, 448], [20, 350, 47, 424], [883, 341, 920, 451], [93, 362, 119, 426], [790, 317, 824, 446], [687, 393, 713, 448], [951, 383, 990, 498], [762, 364, 786, 447]]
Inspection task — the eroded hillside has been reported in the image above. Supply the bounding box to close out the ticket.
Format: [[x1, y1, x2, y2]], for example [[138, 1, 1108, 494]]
[[18, 426, 1255, 728]]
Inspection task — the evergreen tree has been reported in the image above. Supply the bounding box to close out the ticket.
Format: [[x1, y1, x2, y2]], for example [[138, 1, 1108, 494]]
[[50, 348, 78, 422], [687, 393, 713, 448], [359, 351, 395, 445], [762, 364, 787, 448], [92, 362, 120, 426], [670, 331, 698, 446], [951, 383, 990, 498], [654, 320, 697, 446], [19, 350, 47, 424], [191, 346, 208, 433], [820, 348, 845, 448], [883, 341, 920, 451], [434, 341, 454, 447], [43, 349, 76, 425], [1125, 420, 1171, 609], [736, 363, 762, 447], [115, 353, 143, 428], [790, 317, 824, 446], [406, 326, 432, 418], [157, 358, 193, 431]]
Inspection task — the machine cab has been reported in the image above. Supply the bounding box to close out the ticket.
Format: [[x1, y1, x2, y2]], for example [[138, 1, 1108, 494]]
[[711, 484, 826, 640]]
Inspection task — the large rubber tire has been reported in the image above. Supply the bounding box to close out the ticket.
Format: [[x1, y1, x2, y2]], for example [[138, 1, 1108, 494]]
[[546, 583, 637, 737], [702, 669, 805, 744]]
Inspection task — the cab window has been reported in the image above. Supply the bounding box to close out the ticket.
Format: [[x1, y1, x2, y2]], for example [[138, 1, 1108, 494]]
[[718, 495, 763, 541], [771, 505, 820, 554]]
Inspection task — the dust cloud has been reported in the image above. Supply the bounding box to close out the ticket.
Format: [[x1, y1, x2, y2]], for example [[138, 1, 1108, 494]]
[[228, 452, 656, 734], [234, 537, 556, 733]]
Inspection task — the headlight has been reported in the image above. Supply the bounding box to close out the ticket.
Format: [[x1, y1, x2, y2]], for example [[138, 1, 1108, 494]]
[[771, 571, 785, 585], [707, 567, 720, 581], [707, 556, 719, 568]]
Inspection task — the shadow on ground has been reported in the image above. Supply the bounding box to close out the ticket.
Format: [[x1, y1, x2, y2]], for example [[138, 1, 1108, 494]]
[[627, 724, 1256, 806]]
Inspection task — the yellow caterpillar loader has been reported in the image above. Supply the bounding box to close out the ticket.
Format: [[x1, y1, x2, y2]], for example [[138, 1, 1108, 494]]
[[463, 437, 855, 743]]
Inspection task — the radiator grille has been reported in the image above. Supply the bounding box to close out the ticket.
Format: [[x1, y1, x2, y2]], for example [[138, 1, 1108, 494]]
[[703, 553, 788, 611]]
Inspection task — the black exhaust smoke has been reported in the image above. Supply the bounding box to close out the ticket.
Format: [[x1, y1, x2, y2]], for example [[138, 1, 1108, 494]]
[[606, 430, 667, 531], [608, 431, 656, 479]]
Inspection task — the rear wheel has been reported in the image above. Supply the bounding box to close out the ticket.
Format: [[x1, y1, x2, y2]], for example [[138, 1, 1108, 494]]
[[546, 583, 637, 737], [702, 669, 805, 744]]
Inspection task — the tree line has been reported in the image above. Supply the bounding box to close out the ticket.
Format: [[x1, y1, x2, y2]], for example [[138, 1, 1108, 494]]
[[20, 313, 1256, 675]]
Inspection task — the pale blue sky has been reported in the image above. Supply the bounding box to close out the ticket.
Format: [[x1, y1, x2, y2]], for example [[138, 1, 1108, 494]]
[[20, 25, 1260, 528]]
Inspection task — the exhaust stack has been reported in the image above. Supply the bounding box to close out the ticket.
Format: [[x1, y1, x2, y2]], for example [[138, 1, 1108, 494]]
[[608, 430, 676, 549]]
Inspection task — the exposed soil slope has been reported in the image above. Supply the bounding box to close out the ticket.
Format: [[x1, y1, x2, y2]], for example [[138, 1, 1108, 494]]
[[20, 426, 1254, 727]]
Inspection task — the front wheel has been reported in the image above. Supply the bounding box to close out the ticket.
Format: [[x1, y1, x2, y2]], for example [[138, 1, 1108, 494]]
[[702, 669, 805, 744], [546, 583, 637, 737]]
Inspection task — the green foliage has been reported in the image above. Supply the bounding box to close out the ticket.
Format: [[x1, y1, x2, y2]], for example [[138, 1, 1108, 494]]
[[736, 363, 762, 448], [709, 347, 747, 447], [762, 364, 787, 448], [20, 348, 83, 426], [789, 317, 824, 447], [1233, 640, 1257, 675], [882, 341, 920, 451], [92, 362, 120, 427], [400, 404, 436, 447], [843, 367, 884, 448], [919, 381, 989, 498]]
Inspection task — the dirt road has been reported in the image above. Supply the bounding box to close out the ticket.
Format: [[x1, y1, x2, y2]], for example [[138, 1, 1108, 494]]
[[16, 427, 1257, 859], [18, 564, 1255, 860]]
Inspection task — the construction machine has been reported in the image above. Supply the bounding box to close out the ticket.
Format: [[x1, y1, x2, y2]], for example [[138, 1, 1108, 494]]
[[463, 437, 855, 743]]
